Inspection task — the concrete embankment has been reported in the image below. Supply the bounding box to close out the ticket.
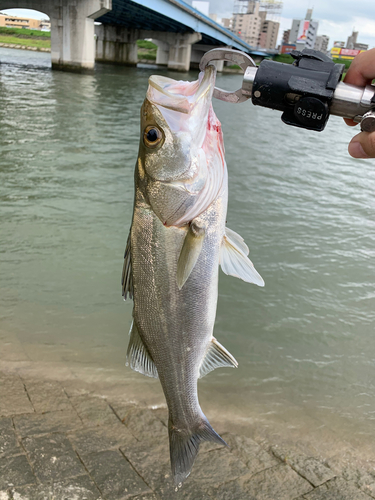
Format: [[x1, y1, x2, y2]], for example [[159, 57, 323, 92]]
[[0, 366, 374, 500], [0, 42, 50, 52]]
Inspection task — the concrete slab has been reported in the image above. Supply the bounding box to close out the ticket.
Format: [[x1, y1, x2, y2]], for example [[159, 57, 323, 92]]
[[0, 454, 36, 490], [22, 433, 86, 482], [0, 418, 22, 457], [82, 449, 152, 499], [0, 369, 373, 500], [10, 475, 103, 500]]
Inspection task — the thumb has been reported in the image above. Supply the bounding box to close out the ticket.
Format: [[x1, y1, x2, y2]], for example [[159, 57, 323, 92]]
[[348, 131, 375, 159]]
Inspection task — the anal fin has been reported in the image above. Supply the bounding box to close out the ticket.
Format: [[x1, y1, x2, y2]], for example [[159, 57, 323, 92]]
[[126, 321, 158, 379], [199, 337, 238, 378], [177, 221, 205, 290]]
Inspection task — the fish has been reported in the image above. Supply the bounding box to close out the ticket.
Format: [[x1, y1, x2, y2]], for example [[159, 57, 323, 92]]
[[122, 64, 264, 486]]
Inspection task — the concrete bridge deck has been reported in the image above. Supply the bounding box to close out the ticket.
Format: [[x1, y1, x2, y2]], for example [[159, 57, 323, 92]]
[[0, 0, 274, 72]]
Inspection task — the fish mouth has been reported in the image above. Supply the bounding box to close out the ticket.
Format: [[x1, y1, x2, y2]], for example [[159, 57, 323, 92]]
[[146, 65, 216, 117]]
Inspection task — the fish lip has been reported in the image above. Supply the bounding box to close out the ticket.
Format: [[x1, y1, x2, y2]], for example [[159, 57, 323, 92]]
[[147, 64, 216, 114]]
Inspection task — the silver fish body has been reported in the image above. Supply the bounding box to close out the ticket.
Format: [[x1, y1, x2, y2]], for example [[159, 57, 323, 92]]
[[122, 66, 264, 485]]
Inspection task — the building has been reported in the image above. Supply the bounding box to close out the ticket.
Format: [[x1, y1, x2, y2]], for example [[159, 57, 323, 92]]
[[258, 19, 279, 50], [289, 9, 319, 51], [0, 13, 41, 29], [232, 1, 264, 46], [39, 19, 51, 32], [331, 47, 366, 60], [282, 29, 290, 44], [354, 42, 368, 51], [221, 18, 233, 30], [314, 35, 329, 53], [345, 31, 368, 51], [289, 19, 300, 44], [346, 30, 358, 49], [305, 20, 318, 49], [232, 0, 280, 49]]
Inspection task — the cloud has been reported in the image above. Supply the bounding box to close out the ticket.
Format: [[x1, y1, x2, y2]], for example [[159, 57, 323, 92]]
[[208, 0, 375, 49]]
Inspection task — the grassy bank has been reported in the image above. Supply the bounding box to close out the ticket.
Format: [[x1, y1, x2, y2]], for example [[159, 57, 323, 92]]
[[137, 39, 157, 60], [0, 26, 50, 49]]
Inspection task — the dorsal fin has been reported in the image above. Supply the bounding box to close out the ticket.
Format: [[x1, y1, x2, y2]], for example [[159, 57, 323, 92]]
[[199, 338, 238, 379], [121, 232, 133, 300], [126, 321, 158, 379], [220, 227, 264, 287]]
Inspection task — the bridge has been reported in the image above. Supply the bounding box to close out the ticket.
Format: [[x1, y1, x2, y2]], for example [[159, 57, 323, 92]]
[[0, 0, 271, 72]]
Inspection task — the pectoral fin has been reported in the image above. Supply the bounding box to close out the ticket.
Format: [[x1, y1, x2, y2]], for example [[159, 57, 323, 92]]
[[199, 338, 238, 378], [220, 227, 264, 287], [121, 232, 133, 300], [177, 221, 205, 290], [126, 321, 158, 379]]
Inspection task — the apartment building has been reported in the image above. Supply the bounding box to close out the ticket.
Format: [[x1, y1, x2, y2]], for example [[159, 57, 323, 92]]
[[258, 19, 279, 50], [0, 13, 41, 29]]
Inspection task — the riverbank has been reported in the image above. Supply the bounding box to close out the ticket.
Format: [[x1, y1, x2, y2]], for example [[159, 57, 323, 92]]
[[0, 42, 50, 52], [1, 358, 375, 499]]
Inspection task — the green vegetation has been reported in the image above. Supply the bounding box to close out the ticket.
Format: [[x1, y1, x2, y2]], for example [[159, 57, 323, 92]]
[[0, 34, 50, 48], [0, 26, 50, 49], [332, 58, 352, 71], [137, 39, 157, 60], [0, 26, 50, 38], [272, 54, 294, 64]]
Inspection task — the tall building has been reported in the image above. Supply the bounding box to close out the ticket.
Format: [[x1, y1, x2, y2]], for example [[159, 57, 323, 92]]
[[305, 20, 318, 49], [314, 35, 329, 53], [282, 29, 290, 44], [232, 1, 264, 46], [346, 30, 358, 49], [232, 0, 280, 49], [258, 19, 279, 50], [305, 8, 313, 21], [289, 9, 319, 51], [289, 19, 300, 44]]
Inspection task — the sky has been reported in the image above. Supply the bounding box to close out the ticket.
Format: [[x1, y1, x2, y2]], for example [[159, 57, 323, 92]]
[[2, 2, 375, 50], [208, 0, 375, 49]]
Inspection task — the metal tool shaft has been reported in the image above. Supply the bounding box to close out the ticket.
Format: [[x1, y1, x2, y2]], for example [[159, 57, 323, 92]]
[[243, 65, 375, 123]]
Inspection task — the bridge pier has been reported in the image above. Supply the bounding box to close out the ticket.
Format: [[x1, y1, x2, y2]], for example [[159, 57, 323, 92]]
[[51, 0, 111, 72], [95, 27, 202, 71], [0, 0, 111, 72], [150, 32, 202, 71], [95, 25, 138, 66], [166, 33, 202, 71], [154, 40, 169, 66]]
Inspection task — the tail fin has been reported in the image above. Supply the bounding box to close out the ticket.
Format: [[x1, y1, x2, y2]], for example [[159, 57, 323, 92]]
[[169, 415, 227, 486]]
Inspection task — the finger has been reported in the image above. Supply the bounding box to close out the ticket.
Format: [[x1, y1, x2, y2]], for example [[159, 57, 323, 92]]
[[344, 48, 375, 87], [348, 131, 375, 159]]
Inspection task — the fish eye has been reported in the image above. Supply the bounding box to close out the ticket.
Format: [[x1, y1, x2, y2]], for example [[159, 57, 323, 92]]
[[143, 125, 163, 149]]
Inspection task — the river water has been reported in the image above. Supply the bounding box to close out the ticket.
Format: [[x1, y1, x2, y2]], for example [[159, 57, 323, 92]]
[[1, 48, 375, 458]]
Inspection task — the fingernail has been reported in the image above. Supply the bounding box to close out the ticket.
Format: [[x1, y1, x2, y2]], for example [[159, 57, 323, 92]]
[[348, 141, 370, 159]]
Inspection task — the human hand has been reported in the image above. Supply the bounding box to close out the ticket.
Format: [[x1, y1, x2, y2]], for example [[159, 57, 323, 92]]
[[343, 48, 375, 158]]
